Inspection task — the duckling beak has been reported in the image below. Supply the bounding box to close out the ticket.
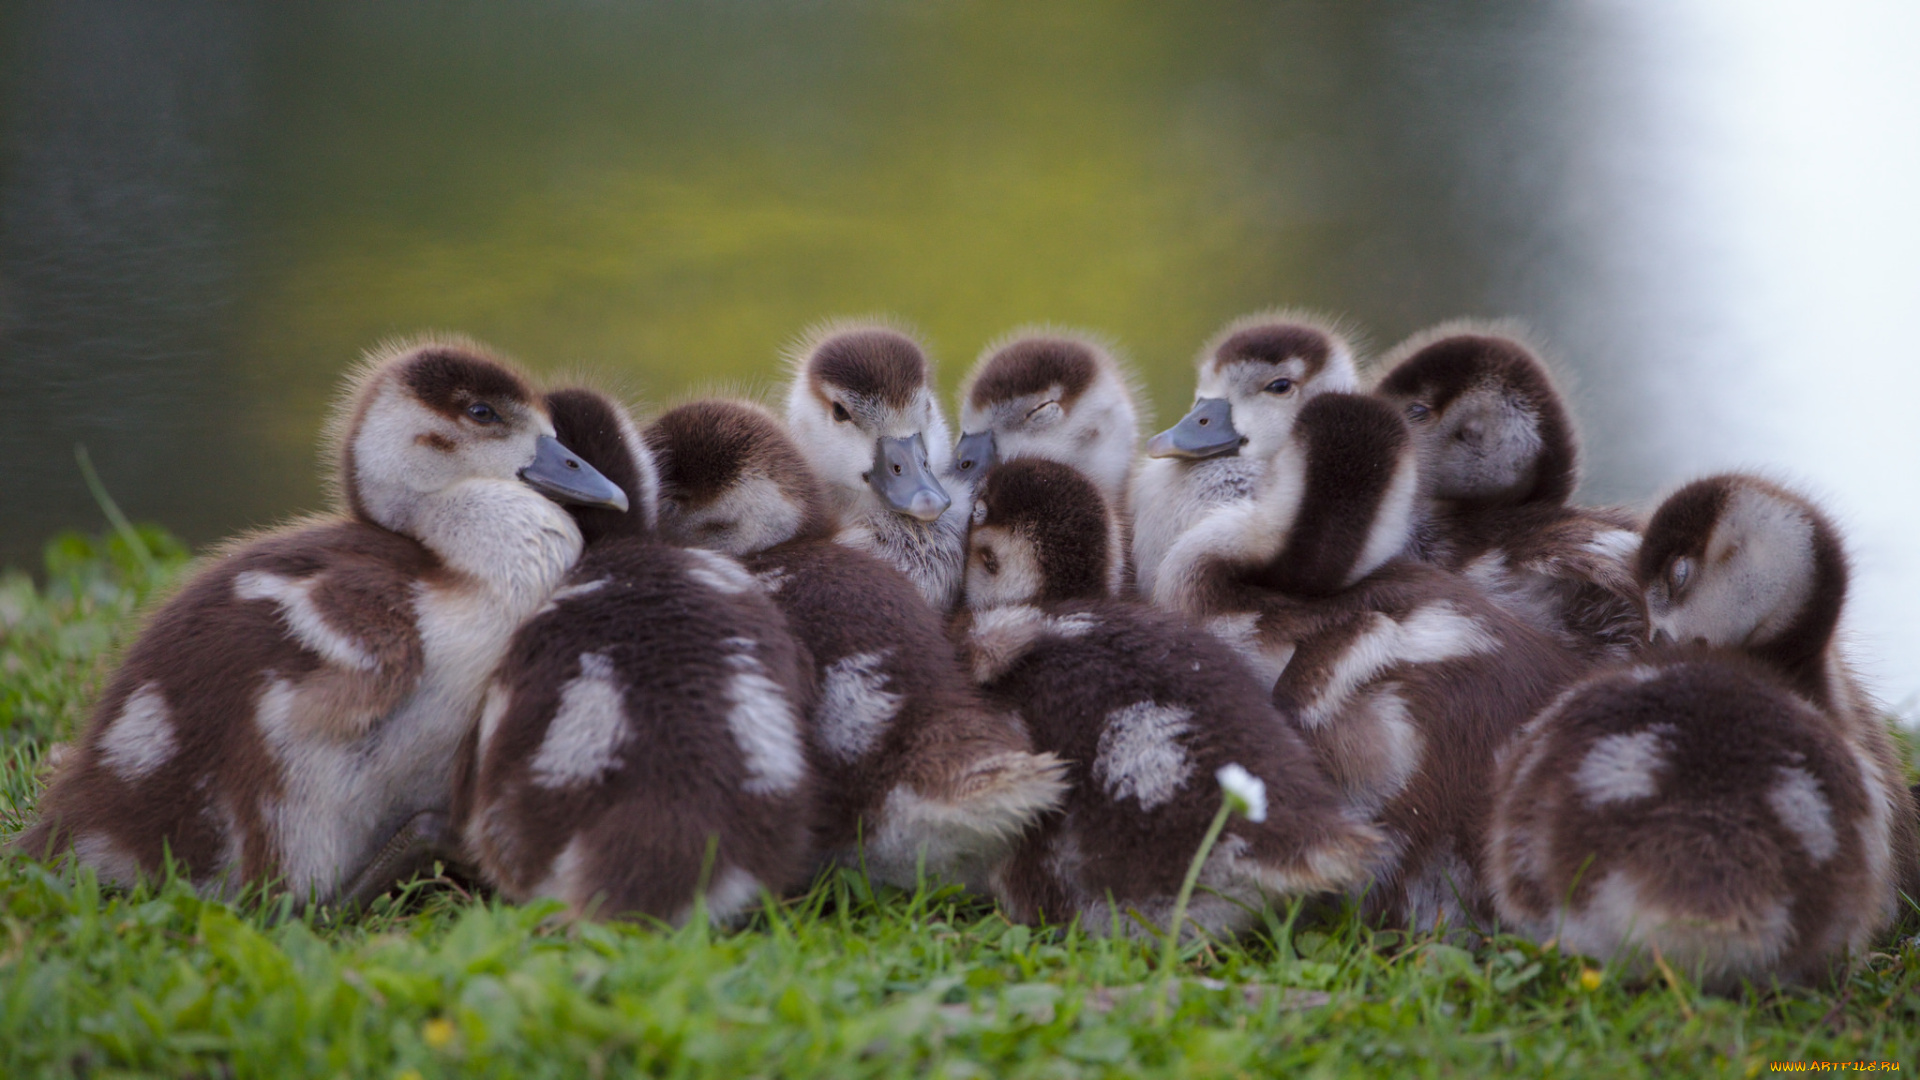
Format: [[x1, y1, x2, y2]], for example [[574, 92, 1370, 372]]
[[519, 435, 630, 512], [953, 431, 997, 481], [1146, 397, 1242, 459], [869, 433, 951, 522]]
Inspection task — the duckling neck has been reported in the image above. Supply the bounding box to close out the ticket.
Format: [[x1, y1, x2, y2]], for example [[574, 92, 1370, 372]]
[[401, 478, 585, 616]]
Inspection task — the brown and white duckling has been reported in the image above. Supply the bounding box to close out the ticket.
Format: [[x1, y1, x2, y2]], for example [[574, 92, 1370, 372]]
[[457, 388, 816, 925], [958, 458, 1382, 937], [1130, 312, 1360, 601], [1154, 392, 1582, 932], [1370, 324, 1644, 658], [1488, 475, 1919, 989], [646, 399, 1066, 890], [783, 322, 970, 612], [12, 339, 626, 905]]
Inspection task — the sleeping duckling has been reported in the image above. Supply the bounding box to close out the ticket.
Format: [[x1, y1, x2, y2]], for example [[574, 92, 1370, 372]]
[[13, 338, 625, 906], [1370, 324, 1644, 658], [784, 322, 970, 612], [957, 457, 1382, 938], [457, 388, 816, 925], [1487, 475, 1919, 989], [1153, 392, 1582, 931], [1131, 312, 1360, 601], [646, 399, 1065, 890]]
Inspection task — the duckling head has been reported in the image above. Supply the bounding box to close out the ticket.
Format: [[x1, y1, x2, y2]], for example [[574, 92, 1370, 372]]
[[952, 330, 1140, 505], [1247, 392, 1420, 597], [784, 321, 955, 524], [1146, 312, 1359, 465], [329, 338, 628, 539], [1638, 474, 1846, 678], [1372, 323, 1576, 507], [543, 387, 660, 546], [965, 457, 1114, 611], [646, 398, 832, 557]]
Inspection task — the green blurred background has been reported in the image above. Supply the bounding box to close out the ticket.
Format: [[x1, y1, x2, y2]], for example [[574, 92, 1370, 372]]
[[3, 1, 1917, 706]]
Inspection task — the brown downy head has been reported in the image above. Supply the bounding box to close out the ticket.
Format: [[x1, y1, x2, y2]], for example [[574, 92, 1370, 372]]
[[1372, 324, 1577, 507], [1249, 392, 1420, 597], [542, 388, 660, 546], [783, 321, 956, 524], [953, 330, 1140, 503], [327, 337, 628, 537], [645, 398, 833, 556], [1638, 474, 1848, 704], [965, 458, 1115, 610], [1145, 312, 1360, 465]]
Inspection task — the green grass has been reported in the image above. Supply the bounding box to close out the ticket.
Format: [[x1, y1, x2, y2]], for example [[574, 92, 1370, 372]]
[[2, 531, 1916, 1078]]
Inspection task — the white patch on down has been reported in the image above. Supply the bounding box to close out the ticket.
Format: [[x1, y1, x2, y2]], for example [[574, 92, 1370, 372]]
[[754, 566, 791, 594], [530, 834, 589, 905], [530, 653, 631, 789], [97, 682, 177, 780], [1204, 613, 1293, 688], [234, 571, 378, 671], [1767, 765, 1838, 864], [684, 548, 759, 596], [72, 832, 145, 888], [693, 865, 765, 926], [1299, 603, 1496, 725], [817, 651, 901, 761], [1348, 450, 1420, 587], [1583, 529, 1641, 565], [1094, 702, 1195, 811], [1574, 727, 1671, 806], [964, 605, 1100, 682], [540, 578, 610, 614], [476, 683, 512, 758], [723, 645, 806, 796]]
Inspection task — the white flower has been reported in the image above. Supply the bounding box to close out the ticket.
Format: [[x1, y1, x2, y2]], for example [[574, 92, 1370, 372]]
[[1215, 763, 1267, 823]]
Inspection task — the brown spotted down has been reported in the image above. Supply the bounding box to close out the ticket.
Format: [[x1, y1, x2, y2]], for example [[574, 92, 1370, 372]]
[[966, 336, 1100, 412], [802, 326, 929, 412]]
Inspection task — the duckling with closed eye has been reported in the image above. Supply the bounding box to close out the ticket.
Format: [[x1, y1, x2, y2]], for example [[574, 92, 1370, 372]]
[[1153, 392, 1583, 932], [454, 388, 817, 925], [12, 338, 626, 906], [784, 322, 970, 612], [646, 399, 1066, 891], [1370, 323, 1644, 659], [951, 331, 1141, 598], [957, 457, 1383, 938], [1487, 475, 1919, 990], [1131, 312, 1360, 601]]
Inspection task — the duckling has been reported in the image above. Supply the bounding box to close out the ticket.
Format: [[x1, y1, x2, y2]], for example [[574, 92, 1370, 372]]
[[784, 322, 970, 611], [1370, 324, 1644, 658], [12, 338, 626, 906], [1487, 475, 1920, 989], [957, 457, 1382, 937], [456, 388, 816, 924], [646, 399, 1066, 890], [1130, 312, 1360, 601], [952, 330, 1141, 598], [1153, 392, 1583, 932]]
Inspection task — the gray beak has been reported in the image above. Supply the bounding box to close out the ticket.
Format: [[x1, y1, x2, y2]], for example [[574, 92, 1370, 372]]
[[519, 434, 630, 512], [952, 430, 997, 481], [1145, 397, 1242, 459], [869, 433, 951, 522]]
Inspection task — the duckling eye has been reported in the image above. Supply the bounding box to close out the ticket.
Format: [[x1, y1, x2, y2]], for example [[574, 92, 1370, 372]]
[[831, 402, 852, 423], [1668, 556, 1693, 595], [1264, 378, 1295, 395], [466, 402, 501, 424], [891, 462, 903, 476], [1405, 402, 1432, 422]]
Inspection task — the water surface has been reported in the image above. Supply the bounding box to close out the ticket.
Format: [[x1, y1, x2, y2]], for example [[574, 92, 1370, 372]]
[[3, 1, 1916, 707]]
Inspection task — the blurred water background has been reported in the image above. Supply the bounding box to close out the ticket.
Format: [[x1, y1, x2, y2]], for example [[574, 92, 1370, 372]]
[[2, 1, 1916, 711]]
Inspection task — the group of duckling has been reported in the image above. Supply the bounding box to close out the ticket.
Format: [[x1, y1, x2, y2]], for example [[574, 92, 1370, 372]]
[[12, 312, 1917, 993]]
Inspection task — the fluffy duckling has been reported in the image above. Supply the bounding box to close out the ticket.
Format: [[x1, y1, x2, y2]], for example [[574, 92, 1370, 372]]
[[957, 457, 1382, 937], [1154, 392, 1582, 931], [1370, 324, 1644, 658], [457, 388, 816, 925], [784, 322, 970, 611], [13, 339, 626, 905], [1488, 475, 1919, 989], [646, 399, 1066, 890], [1131, 313, 1360, 601]]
